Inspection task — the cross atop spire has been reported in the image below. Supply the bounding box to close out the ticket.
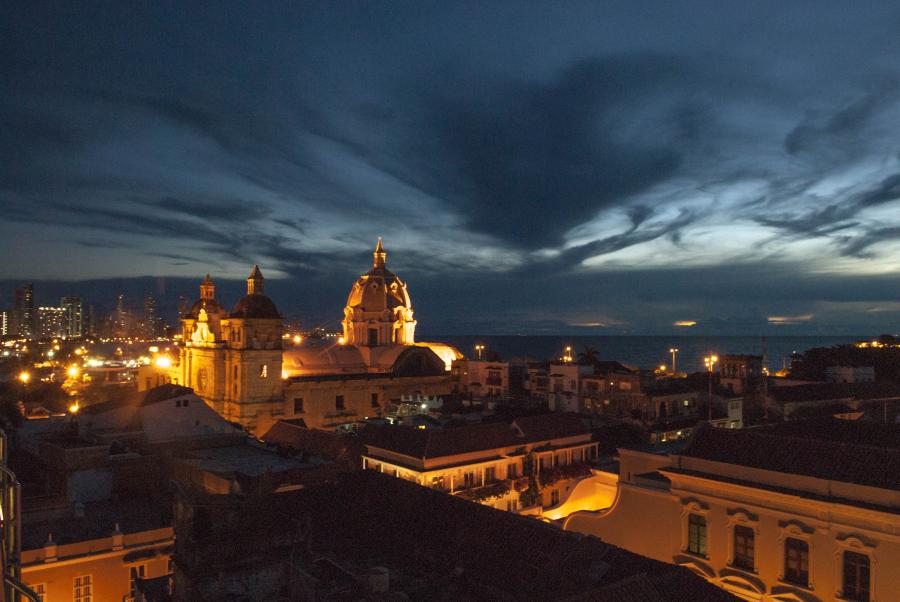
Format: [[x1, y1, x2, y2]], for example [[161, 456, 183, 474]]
[[247, 265, 264, 295], [373, 237, 387, 269]]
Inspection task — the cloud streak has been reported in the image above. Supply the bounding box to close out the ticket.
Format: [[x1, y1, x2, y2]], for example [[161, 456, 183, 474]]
[[4, 2, 900, 333]]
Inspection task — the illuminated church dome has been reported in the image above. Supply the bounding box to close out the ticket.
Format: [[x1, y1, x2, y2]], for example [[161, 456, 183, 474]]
[[342, 239, 416, 347]]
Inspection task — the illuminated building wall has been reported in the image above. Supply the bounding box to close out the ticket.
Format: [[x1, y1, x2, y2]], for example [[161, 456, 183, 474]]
[[22, 527, 173, 602], [564, 423, 900, 601]]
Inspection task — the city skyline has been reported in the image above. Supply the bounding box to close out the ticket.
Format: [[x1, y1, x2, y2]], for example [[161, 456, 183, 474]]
[[5, 2, 900, 334]]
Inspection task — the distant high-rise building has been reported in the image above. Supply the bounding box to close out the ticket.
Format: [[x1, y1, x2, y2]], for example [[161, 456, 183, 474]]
[[83, 304, 96, 338], [115, 294, 128, 338], [177, 295, 189, 319], [143, 294, 161, 338], [14, 283, 34, 339], [37, 307, 66, 339], [0, 310, 8, 337], [60, 296, 83, 338]]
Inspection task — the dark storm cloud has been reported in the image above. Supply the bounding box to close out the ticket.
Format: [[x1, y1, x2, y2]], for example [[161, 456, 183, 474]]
[[417, 55, 686, 248], [5, 2, 900, 333], [785, 80, 900, 157]]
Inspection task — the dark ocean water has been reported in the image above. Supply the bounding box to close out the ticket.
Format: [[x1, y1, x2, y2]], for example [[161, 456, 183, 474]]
[[433, 335, 866, 373]]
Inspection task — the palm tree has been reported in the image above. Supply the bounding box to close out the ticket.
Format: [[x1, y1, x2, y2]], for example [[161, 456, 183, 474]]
[[577, 346, 599, 366]]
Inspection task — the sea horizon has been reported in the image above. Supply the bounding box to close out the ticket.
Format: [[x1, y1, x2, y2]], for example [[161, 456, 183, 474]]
[[430, 334, 869, 373]]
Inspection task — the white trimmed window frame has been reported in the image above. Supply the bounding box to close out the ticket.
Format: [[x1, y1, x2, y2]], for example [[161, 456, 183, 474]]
[[726, 508, 760, 574], [680, 499, 711, 559], [777, 520, 816, 592], [834, 534, 877, 602]]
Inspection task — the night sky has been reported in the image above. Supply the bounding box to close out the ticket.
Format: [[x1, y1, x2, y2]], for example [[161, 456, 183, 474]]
[[4, 2, 900, 335]]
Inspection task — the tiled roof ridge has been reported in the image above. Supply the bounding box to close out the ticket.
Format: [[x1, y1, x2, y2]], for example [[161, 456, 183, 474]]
[[689, 423, 900, 456]]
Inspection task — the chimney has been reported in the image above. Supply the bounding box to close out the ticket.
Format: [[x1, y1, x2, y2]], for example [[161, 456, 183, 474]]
[[111, 522, 124, 551], [43, 534, 57, 563]]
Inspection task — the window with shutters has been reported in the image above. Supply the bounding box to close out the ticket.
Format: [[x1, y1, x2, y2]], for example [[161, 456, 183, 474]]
[[843, 551, 870, 602], [732, 525, 755, 570], [784, 538, 809, 587], [687, 514, 707, 556]]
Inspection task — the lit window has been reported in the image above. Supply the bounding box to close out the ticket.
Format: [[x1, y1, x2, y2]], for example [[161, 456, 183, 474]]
[[733, 525, 755, 570], [688, 514, 707, 556], [784, 538, 809, 587], [74, 574, 92, 602], [843, 551, 870, 602], [260, 364, 268, 378]]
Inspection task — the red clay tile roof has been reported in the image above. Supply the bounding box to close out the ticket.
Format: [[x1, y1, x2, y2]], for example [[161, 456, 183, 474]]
[[513, 412, 590, 440], [362, 413, 592, 459], [142, 384, 195, 406], [680, 420, 900, 491], [261, 420, 363, 467], [287, 471, 736, 600]]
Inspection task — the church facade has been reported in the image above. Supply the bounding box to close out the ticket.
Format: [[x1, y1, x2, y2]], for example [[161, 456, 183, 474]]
[[146, 241, 458, 434], [176, 266, 284, 432]]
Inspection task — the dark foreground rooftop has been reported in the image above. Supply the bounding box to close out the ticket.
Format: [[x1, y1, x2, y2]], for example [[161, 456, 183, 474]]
[[177, 470, 735, 601]]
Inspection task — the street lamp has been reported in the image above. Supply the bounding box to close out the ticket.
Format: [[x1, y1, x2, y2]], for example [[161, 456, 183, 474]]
[[704, 355, 718, 421], [564, 346, 573, 363], [475, 344, 484, 360], [669, 348, 679, 374]]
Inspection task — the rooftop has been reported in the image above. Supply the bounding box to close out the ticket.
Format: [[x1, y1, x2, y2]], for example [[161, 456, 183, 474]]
[[175, 443, 311, 479], [262, 421, 363, 468], [23, 497, 172, 550], [362, 413, 591, 459], [679, 419, 900, 492], [179, 470, 735, 600], [768, 381, 900, 403]]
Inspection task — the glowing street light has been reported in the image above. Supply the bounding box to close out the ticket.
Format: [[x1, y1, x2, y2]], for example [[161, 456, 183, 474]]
[[669, 348, 679, 374], [704, 354, 718, 421], [475, 344, 485, 360], [338, 336, 346, 345], [154, 355, 172, 369], [67, 365, 80, 379], [68, 402, 80, 414], [18, 371, 30, 384], [292, 334, 302, 345]]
